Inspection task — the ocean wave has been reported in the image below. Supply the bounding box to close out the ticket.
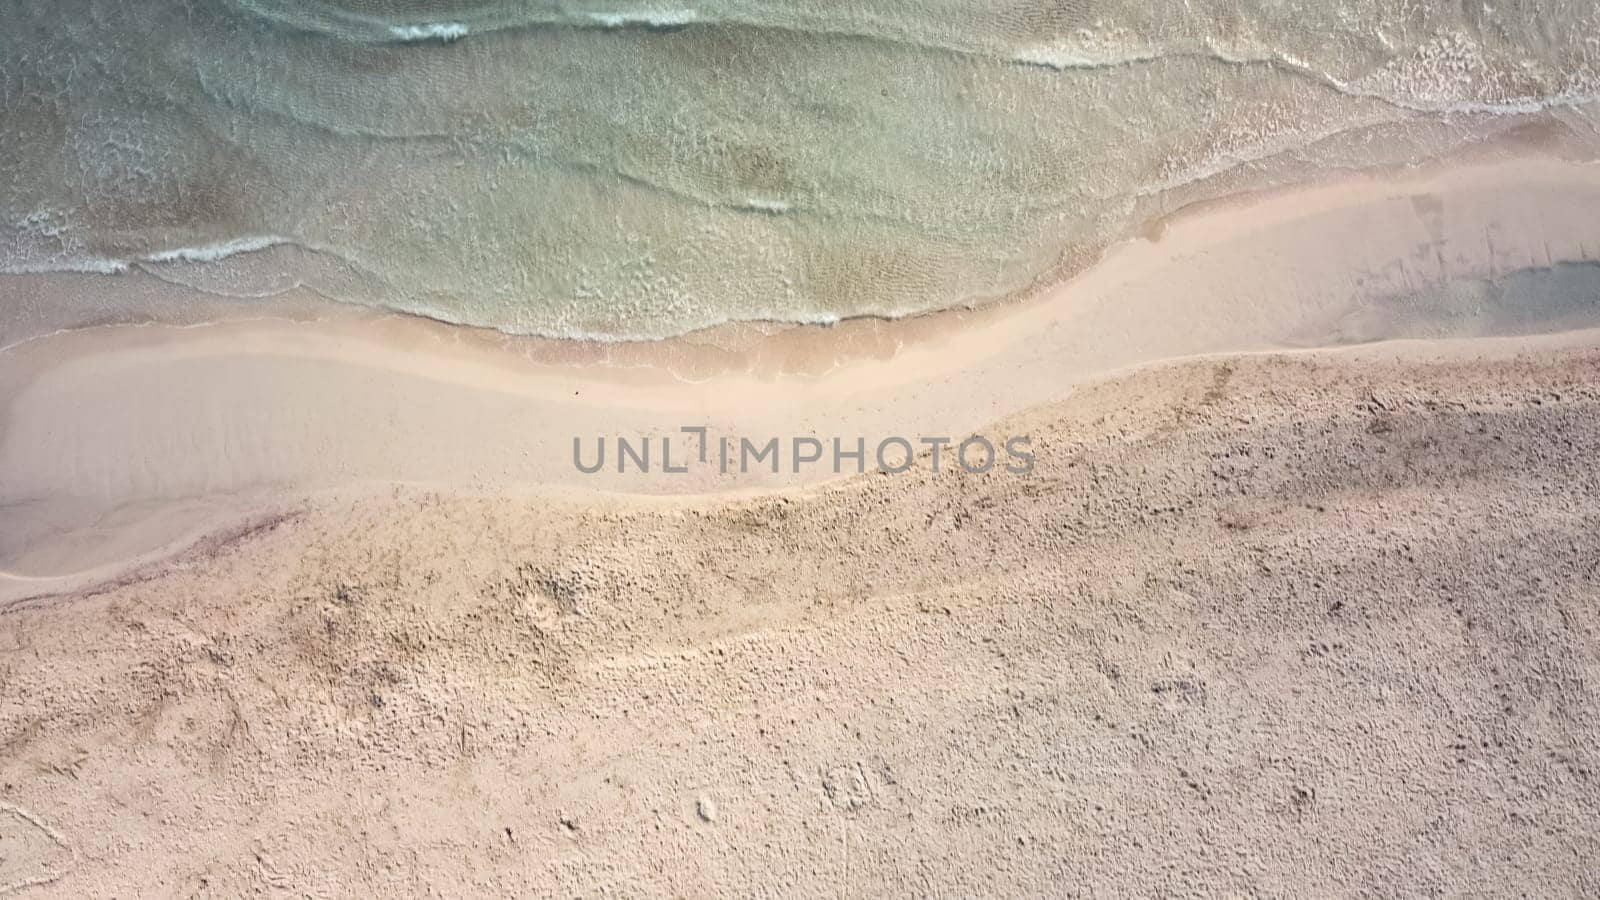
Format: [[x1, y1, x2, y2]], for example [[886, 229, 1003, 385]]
[[220, 0, 504, 43], [388, 22, 469, 42], [1010, 38, 1600, 119], [142, 236, 296, 265], [586, 9, 698, 29], [227, 0, 709, 42], [220, 0, 1004, 66], [1199, 42, 1600, 118], [219, 0, 1600, 119], [1, 236, 322, 279]]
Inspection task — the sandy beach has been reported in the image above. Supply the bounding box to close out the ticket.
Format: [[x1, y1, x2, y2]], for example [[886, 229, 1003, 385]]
[[6, 151, 1600, 596], [4, 141, 1600, 894], [11, 0, 1600, 889], [4, 339, 1600, 894]]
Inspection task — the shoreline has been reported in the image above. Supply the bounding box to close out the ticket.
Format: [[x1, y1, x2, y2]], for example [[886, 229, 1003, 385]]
[[5, 150, 1600, 596], [4, 117, 1597, 365]]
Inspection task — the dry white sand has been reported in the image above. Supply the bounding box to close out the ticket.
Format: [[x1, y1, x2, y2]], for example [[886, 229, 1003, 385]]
[[3, 346, 1599, 895], [3, 148, 1600, 895]]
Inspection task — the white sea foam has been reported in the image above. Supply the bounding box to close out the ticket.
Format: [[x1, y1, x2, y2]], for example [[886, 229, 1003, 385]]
[[0, 257, 129, 276], [389, 22, 469, 42], [1, 235, 294, 276], [142, 236, 290, 265], [1013, 45, 1161, 70], [586, 9, 698, 28], [741, 198, 790, 214]]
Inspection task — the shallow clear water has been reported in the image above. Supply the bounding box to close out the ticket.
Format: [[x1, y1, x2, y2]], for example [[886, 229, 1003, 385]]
[[3, 0, 1599, 338]]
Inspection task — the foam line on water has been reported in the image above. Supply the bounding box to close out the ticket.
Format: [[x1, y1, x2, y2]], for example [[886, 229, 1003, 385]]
[[388, 22, 469, 42], [586, 9, 699, 29]]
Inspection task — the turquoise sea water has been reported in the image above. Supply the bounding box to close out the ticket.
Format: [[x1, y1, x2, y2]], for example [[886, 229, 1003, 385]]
[[3, 0, 1599, 338]]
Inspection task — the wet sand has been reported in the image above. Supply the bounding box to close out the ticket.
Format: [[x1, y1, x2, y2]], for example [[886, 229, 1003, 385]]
[[4, 153, 1600, 599]]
